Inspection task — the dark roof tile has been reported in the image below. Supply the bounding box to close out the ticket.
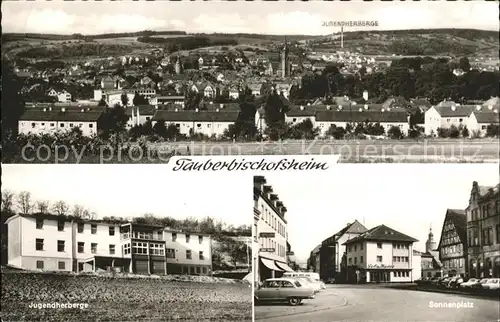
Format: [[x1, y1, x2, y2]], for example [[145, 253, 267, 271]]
[[152, 110, 239, 122]]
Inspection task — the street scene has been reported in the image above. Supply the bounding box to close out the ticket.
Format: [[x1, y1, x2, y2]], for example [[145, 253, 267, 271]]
[[1, 165, 252, 321], [1, 1, 499, 163], [253, 165, 499, 321], [255, 284, 499, 322]]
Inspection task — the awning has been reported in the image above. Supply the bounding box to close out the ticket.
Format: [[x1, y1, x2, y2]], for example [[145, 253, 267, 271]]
[[260, 258, 283, 271], [275, 261, 294, 272]]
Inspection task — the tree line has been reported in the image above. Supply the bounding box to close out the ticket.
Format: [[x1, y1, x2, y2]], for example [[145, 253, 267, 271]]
[[292, 57, 499, 105], [137, 36, 238, 52]]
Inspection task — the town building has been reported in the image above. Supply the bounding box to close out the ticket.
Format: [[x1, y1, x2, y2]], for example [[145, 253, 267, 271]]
[[420, 227, 443, 278], [466, 181, 500, 278], [151, 109, 239, 137], [6, 214, 213, 276], [18, 107, 103, 137], [126, 105, 157, 128], [151, 96, 185, 107], [424, 102, 499, 137], [343, 225, 419, 283], [280, 39, 291, 78], [307, 244, 321, 273], [318, 220, 368, 282], [163, 229, 212, 276], [253, 176, 293, 284], [437, 209, 467, 277]]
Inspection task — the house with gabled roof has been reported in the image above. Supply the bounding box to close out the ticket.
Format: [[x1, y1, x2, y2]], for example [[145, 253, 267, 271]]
[[343, 224, 419, 283], [318, 220, 368, 282], [437, 209, 467, 277], [19, 106, 104, 137], [151, 109, 239, 137]]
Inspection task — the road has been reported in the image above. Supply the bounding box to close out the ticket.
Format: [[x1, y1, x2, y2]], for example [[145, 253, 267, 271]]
[[154, 140, 500, 163], [254, 285, 500, 322]]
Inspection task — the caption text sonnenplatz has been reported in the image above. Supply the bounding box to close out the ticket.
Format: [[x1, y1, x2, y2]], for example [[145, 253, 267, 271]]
[[171, 158, 329, 171]]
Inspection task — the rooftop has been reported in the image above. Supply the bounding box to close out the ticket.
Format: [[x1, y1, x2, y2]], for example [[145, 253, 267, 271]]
[[343, 224, 418, 245]]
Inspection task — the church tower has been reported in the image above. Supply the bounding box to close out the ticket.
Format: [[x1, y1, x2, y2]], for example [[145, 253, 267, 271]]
[[175, 56, 181, 75], [281, 37, 289, 78], [425, 226, 437, 253]]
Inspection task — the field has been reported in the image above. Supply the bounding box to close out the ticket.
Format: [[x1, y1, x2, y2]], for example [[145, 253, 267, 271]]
[[5, 139, 499, 164], [1, 271, 252, 322]]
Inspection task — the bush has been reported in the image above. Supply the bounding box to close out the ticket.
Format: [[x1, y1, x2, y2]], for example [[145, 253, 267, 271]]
[[449, 125, 460, 138], [388, 126, 404, 139]]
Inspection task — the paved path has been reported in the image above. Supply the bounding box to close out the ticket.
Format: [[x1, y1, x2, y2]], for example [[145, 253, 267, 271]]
[[254, 285, 500, 321]]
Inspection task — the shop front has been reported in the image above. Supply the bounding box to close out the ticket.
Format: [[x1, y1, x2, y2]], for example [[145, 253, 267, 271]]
[[259, 257, 283, 282]]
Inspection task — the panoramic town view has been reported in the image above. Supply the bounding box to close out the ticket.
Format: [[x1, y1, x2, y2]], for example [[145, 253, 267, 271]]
[[1, 166, 252, 321], [1, 1, 499, 163], [253, 167, 499, 321]]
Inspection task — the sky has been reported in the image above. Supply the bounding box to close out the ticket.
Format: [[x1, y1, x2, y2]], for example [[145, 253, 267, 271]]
[[2, 1, 498, 35], [1, 165, 251, 227], [260, 164, 499, 261]]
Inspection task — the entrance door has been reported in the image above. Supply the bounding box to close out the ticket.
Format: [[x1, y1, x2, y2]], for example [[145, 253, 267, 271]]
[[135, 260, 149, 274]]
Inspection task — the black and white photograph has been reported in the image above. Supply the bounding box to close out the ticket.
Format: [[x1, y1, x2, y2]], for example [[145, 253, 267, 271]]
[[252, 165, 499, 322], [0, 165, 252, 322], [1, 1, 499, 164]]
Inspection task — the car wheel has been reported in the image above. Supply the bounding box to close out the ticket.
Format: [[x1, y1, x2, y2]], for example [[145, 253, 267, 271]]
[[288, 297, 300, 306]]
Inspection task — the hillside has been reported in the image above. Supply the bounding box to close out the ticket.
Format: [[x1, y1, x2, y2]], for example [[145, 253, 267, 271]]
[[2, 28, 498, 59], [313, 28, 499, 57]]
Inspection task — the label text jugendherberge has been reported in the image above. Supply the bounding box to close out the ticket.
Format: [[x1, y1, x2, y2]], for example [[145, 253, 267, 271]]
[[171, 158, 329, 171]]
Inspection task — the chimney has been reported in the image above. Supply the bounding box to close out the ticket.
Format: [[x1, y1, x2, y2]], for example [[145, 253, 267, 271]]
[[359, 108, 363, 112], [61, 107, 66, 112], [220, 103, 224, 108], [300, 105, 304, 110], [43, 108, 47, 112], [49, 107, 52, 111]]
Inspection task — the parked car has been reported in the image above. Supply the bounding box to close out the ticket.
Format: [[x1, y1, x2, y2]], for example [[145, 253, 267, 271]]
[[478, 278, 491, 289], [297, 277, 324, 292], [460, 278, 481, 289], [254, 278, 316, 306], [325, 277, 336, 284], [429, 276, 441, 285], [438, 277, 452, 288], [448, 276, 464, 289], [481, 278, 500, 290]]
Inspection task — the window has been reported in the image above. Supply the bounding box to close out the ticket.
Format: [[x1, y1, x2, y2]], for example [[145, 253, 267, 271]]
[[132, 242, 148, 254], [377, 243, 382, 249], [36, 219, 44, 229], [89, 124, 94, 128], [41, 123, 45, 126], [376, 256, 383, 262], [496, 225, 500, 244], [172, 233, 177, 242], [202, 267, 207, 274], [186, 250, 192, 260], [360, 256, 364, 263], [91, 224, 97, 234], [78, 223, 84, 233], [36, 261, 44, 269], [360, 244, 363, 250], [354, 257, 357, 265], [150, 243, 165, 256], [36, 238, 44, 251], [109, 226, 115, 236], [199, 235, 203, 244], [186, 234, 190, 243], [57, 240, 65, 252], [58, 261, 66, 270], [109, 244, 115, 255], [393, 256, 397, 262], [124, 243, 131, 255], [57, 220, 65, 231], [91, 243, 97, 254], [354, 245, 357, 251], [78, 242, 85, 253], [50, 123, 55, 127], [70, 123, 74, 128], [348, 258, 352, 265], [60, 123, 65, 128], [166, 248, 176, 259], [199, 251, 205, 260]]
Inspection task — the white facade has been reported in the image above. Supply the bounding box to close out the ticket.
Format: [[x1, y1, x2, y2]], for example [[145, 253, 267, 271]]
[[57, 91, 72, 103], [6, 215, 123, 272], [316, 120, 409, 136], [164, 121, 233, 137], [346, 240, 417, 283], [163, 230, 212, 275], [19, 119, 98, 137]]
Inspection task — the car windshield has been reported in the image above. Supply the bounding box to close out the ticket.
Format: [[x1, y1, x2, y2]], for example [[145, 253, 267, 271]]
[[480, 279, 489, 282], [468, 279, 477, 282], [294, 281, 302, 287]]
